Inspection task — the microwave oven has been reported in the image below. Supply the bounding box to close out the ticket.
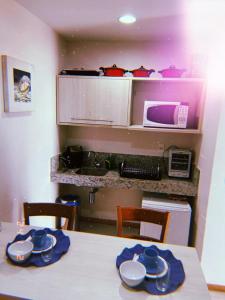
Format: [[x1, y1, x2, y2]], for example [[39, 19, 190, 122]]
[[143, 101, 189, 128]]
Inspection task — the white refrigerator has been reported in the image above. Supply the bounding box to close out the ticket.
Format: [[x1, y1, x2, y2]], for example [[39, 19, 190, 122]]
[[140, 193, 191, 246]]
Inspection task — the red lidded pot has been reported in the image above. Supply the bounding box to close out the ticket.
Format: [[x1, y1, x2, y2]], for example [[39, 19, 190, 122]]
[[99, 64, 126, 77], [158, 65, 186, 78], [131, 66, 155, 77]]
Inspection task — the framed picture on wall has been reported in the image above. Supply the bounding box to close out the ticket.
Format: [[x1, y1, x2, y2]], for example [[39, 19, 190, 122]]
[[2, 55, 34, 112]]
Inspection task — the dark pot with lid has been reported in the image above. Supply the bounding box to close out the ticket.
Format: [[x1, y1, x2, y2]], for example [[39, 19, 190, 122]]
[[130, 66, 155, 77], [158, 65, 186, 78], [99, 64, 126, 77]]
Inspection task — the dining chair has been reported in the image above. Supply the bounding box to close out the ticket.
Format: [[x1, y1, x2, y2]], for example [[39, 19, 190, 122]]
[[23, 202, 76, 231], [0, 293, 26, 299], [117, 206, 170, 243]]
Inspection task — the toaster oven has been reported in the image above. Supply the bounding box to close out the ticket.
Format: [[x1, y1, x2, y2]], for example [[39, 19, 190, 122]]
[[168, 148, 192, 178]]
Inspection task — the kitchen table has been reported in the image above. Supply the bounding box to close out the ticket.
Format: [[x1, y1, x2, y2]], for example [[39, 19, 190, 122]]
[[0, 222, 210, 300]]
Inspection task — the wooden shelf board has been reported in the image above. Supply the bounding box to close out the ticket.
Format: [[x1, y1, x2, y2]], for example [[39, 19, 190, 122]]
[[131, 77, 204, 83], [57, 122, 202, 134], [128, 125, 202, 134], [57, 75, 204, 83]]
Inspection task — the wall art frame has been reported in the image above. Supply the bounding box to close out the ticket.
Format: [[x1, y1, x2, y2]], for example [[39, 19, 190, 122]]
[[2, 55, 33, 112]]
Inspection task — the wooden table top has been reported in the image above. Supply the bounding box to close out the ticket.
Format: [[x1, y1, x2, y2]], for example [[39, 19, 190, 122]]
[[0, 222, 210, 300]]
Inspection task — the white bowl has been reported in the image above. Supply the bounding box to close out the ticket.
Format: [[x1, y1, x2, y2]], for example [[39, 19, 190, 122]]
[[119, 260, 146, 287], [8, 240, 33, 263]]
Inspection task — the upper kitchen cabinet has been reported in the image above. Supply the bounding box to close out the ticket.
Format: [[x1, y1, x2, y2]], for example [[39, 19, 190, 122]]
[[57, 76, 131, 126]]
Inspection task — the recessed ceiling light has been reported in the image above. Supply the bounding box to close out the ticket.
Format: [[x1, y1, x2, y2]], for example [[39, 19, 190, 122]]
[[119, 15, 136, 24]]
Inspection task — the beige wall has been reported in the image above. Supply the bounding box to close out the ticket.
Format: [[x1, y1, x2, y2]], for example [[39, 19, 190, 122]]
[[194, 78, 221, 256], [0, 0, 62, 225], [66, 126, 199, 156], [185, 0, 225, 284], [201, 93, 225, 284], [196, 54, 225, 285], [64, 39, 190, 72]]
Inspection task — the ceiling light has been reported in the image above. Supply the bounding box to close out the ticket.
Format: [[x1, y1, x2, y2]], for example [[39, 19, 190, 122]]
[[119, 15, 136, 24]]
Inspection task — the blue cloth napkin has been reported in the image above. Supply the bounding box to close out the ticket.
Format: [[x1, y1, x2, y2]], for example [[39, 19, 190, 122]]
[[116, 244, 185, 295], [6, 228, 70, 267]]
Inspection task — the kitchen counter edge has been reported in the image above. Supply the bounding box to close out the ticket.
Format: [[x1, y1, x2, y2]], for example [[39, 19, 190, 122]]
[[50, 155, 198, 197]]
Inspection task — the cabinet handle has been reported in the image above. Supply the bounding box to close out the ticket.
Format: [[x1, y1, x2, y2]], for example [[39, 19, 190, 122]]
[[71, 118, 112, 122]]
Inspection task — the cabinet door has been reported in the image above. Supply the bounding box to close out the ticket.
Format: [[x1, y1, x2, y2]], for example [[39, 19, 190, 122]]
[[57, 77, 131, 126]]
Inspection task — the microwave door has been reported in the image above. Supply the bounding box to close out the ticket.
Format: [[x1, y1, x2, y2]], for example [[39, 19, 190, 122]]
[[147, 105, 178, 128]]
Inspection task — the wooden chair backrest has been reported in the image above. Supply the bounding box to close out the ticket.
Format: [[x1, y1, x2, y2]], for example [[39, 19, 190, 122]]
[[117, 206, 170, 243], [23, 202, 76, 231]]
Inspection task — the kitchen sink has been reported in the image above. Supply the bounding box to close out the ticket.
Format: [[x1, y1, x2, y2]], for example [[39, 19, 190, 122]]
[[76, 167, 108, 176]]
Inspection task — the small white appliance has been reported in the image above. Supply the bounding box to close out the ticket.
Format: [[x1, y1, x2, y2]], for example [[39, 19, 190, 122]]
[[143, 100, 189, 128], [140, 193, 191, 246], [168, 148, 192, 178]]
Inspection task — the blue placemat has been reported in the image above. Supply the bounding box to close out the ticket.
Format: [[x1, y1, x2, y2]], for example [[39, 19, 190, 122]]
[[116, 244, 185, 295], [6, 228, 70, 267]]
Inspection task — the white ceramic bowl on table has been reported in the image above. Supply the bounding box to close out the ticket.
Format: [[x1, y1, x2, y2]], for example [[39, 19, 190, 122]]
[[119, 260, 146, 287], [8, 240, 33, 263]]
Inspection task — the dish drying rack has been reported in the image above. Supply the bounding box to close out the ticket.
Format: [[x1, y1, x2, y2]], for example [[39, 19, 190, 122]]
[[119, 160, 161, 180]]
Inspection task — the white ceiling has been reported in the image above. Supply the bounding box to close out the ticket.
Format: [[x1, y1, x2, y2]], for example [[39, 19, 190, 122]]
[[15, 0, 186, 41]]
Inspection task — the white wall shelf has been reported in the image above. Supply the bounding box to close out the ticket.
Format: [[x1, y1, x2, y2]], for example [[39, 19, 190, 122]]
[[131, 77, 204, 83], [59, 75, 204, 83], [57, 75, 205, 134], [128, 125, 202, 134]]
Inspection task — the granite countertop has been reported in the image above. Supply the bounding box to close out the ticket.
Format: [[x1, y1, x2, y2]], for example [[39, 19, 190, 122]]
[[51, 155, 199, 197]]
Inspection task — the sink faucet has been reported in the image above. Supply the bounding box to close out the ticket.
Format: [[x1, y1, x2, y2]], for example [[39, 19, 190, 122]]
[[88, 151, 101, 168]]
